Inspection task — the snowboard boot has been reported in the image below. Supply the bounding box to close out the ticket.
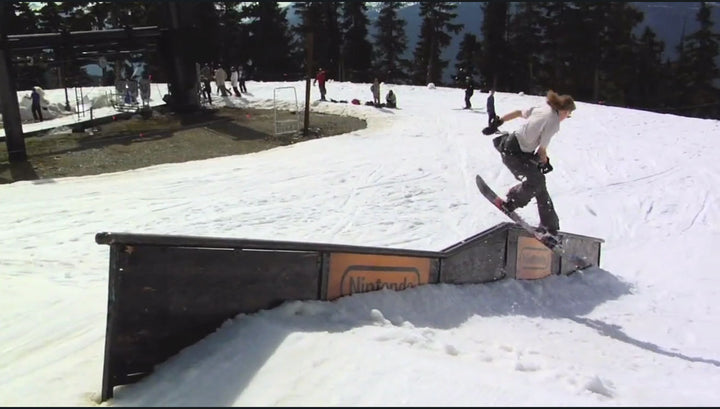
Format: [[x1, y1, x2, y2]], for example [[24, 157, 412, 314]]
[[535, 225, 560, 249], [493, 197, 516, 213]]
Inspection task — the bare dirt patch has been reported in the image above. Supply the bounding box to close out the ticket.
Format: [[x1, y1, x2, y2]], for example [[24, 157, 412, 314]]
[[0, 106, 366, 184]]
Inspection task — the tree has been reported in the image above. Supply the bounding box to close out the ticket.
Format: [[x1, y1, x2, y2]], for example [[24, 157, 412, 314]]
[[479, 2, 508, 91], [506, 2, 545, 94], [292, 1, 342, 78], [372, 1, 410, 84], [410, 1, 463, 86], [453, 33, 480, 88], [674, 1, 720, 118], [240, 1, 301, 81], [340, 2, 373, 82]]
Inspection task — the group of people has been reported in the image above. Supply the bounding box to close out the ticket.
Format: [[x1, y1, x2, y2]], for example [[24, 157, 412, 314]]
[[114, 72, 152, 108], [199, 62, 250, 104], [313, 68, 397, 108]]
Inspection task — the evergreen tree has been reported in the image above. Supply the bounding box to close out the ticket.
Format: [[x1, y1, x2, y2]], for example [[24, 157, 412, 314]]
[[506, 2, 545, 94], [340, 2, 373, 82], [674, 2, 720, 118], [372, 1, 410, 84], [629, 27, 667, 110], [479, 2, 508, 91], [4, 2, 39, 35], [292, 1, 342, 78], [240, 1, 301, 81], [453, 33, 480, 87], [410, 1, 463, 86]]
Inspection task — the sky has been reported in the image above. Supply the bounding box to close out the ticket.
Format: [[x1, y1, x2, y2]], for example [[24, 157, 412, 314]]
[[1, 78, 720, 406]]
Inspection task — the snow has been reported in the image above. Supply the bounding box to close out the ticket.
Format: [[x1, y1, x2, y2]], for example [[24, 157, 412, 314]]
[[1, 78, 720, 406]]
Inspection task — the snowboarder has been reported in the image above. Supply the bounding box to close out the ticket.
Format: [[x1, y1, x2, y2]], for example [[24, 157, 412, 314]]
[[463, 76, 474, 109], [482, 90, 576, 241], [487, 89, 496, 126]]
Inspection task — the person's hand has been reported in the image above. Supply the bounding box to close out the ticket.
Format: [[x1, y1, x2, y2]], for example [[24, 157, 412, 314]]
[[538, 157, 553, 174]]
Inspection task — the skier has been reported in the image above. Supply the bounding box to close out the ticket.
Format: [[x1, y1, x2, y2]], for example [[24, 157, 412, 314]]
[[482, 90, 576, 243], [314, 67, 327, 101]]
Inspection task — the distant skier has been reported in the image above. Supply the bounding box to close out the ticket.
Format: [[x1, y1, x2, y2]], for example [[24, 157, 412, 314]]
[[482, 90, 576, 243]]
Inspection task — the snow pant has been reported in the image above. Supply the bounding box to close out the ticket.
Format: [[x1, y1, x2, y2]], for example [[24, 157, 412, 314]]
[[488, 112, 495, 126], [240, 79, 247, 93], [232, 86, 241, 96], [319, 83, 326, 100], [202, 80, 212, 103], [465, 90, 473, 109], [496, 132, 559, 234], [31, 103, 43, 121]]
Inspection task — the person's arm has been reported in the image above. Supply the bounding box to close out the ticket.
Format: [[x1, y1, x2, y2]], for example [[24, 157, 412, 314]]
[[499, 110, 523, 123]]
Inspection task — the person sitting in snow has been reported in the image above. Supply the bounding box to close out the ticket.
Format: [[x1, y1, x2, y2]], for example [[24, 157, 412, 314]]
[[385, 90, 397, 109]]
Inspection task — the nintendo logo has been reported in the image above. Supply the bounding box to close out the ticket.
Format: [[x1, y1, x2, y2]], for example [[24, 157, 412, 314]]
[[516, 236, 552, 279], [327, 253, 431, 300]]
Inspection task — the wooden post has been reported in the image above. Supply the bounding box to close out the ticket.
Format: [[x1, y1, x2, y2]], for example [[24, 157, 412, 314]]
[[303, 31, 313, 137]]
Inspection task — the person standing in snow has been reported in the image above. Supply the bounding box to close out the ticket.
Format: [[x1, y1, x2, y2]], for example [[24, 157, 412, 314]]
[[463, 76, 474, 109], [371, 77, 380, 106], [214, 64, 229, 97], [139, 72, 151, 107], [239, 64, 248, 93], [314, 67, 327, 101], [30, 86, 43, 121], [230, 66, 241, 97], [482, 90, 576, 244], [487, 89, 496, 126], [199, 63, 213, 104]]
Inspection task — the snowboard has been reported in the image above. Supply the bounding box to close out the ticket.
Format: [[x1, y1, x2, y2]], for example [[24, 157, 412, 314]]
[[475, 174, 593, 273]]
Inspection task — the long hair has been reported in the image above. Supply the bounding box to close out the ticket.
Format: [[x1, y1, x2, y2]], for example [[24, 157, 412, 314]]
[[546, 90, 575, 112]]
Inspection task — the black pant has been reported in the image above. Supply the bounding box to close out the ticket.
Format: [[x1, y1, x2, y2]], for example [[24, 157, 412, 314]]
[[240, 79, 247, 93], [465, 90, 473, 108], [488, 112, 495, 126], [319, 83, 326, 100], [31, 103, 43, 121], [497, 133, 559, 233], [202, 80, 212, 103]]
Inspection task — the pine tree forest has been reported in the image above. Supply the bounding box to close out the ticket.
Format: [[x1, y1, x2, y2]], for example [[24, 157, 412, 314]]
[[2, 1, 719, 119]]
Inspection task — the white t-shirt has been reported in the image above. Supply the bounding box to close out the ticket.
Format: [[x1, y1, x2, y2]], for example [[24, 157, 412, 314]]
[[515, 104, 560, 153]]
